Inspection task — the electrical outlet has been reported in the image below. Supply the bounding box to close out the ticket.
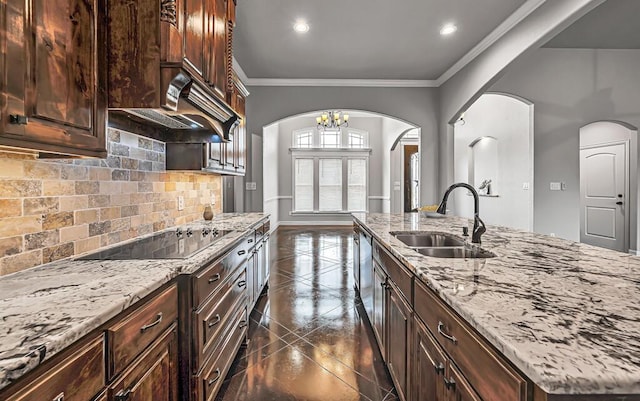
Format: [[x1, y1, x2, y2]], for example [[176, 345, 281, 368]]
[[550, 233, 556, 237], [522, 182, 530, 190], [211, 194, 216, 206], [177, 196, 185, 211]]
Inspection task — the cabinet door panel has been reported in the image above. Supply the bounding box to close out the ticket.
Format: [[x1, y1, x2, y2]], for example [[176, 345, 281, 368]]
[[33, 0, 93, 129], [211, 0, 227, 98], [109, 325, 178, 401], [184, 0, 205, 76], [388, 283, 411, 401], [372, 262, 386, 356], [414, 318, 448, 401], [1, 0, 106, 156]]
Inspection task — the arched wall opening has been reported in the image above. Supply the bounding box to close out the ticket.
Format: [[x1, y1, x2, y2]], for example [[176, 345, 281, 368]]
[[452, 93, 534, 231], [262, 110, 419, 229]]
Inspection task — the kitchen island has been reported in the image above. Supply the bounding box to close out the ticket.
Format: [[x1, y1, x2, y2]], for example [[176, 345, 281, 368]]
[[353, 212, 640, 400], [0, 213, 269, 393]]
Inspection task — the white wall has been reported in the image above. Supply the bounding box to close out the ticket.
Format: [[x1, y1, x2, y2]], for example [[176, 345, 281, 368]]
[[452, 94, 533, 231], [438, 0, 606, 196], [382, 119, 416, 213], [262, 123, 279, 228], [490, 48, 640, 242]]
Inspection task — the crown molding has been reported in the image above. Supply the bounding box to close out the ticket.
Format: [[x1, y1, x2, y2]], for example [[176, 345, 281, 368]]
[[243, 78, 438, 88], [435, 0, 547, 86], [233, 0, 546, 89]]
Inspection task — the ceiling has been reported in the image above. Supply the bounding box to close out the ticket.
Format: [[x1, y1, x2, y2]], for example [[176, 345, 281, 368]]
[[544, 0, 640, 49], [234, 0, 529, 81]]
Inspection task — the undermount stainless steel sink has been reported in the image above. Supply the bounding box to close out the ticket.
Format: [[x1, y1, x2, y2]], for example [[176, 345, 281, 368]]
[[415, 246, 496, 259], [393, 232, 465, 248], [391, 231, 496, 259]]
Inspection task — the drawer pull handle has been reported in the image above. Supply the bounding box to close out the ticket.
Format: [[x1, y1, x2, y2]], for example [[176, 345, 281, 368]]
[[239, 320, 248, 328], [208, 273, 221, 284], [238, 250, 246, 256], [208, 314, 221, 328], [140, 312, 163, 333], [52, 392, 64, 401], [437, 321, 457, 344], [238, 280, 247, 288], [434, 362, 445, 375], [115, 388, 132, 401], [443, 377, 456, 391], [207, 369, 221, 386]]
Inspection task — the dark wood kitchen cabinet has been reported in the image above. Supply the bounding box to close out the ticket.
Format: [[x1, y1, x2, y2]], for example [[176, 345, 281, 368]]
[[387, 282, 412, 401], [414, 317, 448, 401], [0, 0, 107, 157], [3, 336, 104, 401], [184, 0, 232, 99], [108, 325, 179, 401], [372, 261, 387, 355]]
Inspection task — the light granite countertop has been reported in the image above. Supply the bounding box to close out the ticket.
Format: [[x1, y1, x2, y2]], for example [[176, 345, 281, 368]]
[[352, 213, 640, 395], [0, 213, 268, 391]]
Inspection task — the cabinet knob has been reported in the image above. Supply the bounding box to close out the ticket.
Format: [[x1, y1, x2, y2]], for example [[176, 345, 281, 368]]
[[9, 114, 28, 125], [115, 389, 132, 401], [434, 363, 445, 375], [443, 377, 456, 391]]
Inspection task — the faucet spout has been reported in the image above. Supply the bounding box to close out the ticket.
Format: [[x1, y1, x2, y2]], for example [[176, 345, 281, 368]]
[[436, 183, 487, 244]]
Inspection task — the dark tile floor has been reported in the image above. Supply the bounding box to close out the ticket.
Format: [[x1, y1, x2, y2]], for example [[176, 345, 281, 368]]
[[216, 227, 398, 401]]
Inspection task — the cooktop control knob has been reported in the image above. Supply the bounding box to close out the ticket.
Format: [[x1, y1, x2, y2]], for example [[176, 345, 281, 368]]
[[186, 228, 193, 237], [176, 228, 183, 238], [202, 228, 211, 237]]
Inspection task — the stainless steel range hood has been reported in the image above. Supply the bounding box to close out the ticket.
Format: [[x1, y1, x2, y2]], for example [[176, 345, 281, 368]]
[[109, 70, 239, 143]]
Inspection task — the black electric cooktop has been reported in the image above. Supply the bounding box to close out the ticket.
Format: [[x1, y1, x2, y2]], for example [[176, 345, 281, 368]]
[[78, 227, 231, 260]]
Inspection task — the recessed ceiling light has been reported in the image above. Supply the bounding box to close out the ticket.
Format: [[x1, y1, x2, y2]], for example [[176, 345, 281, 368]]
[[293, 20, 310, 33], [440, 23, 457, 36]]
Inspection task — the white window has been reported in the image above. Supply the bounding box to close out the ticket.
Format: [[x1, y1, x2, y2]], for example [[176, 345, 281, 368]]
[[291, 127, 370, 213], [319, 159, 343, 211], [294, 130, 313, 148], [320, 129, 341, 148], [294, 159, 314, 211], [348, 159, 367, 211], [348, 131, 366, 148]]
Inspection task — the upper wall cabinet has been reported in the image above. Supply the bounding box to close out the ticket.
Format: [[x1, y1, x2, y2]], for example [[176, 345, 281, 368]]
[[0, 0, 108, 157], [108, 0, 236, 108]]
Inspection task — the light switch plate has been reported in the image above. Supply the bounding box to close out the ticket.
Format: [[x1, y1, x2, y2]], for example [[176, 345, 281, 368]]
[[246, 182, 257, 191], [522, 182, 530, 190], [550, 182, 561, 191], [177, 196, 185, 211]]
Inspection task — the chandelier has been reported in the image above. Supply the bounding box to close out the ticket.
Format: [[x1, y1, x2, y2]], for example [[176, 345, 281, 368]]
[[316, 111, 349, 131]]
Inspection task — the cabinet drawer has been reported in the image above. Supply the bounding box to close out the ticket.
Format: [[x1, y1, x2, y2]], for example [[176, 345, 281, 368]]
[[193, 239, 249, 307], [6, 337, 104, 401], [193, 267, 247, 369], [195, 307, 248, 401], [374, 242, 412, 303], [107, 284, 178, 379], [414, 280, 527, 401]]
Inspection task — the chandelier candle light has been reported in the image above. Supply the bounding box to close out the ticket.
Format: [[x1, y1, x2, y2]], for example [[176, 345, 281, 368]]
[[316, 111, 349, 131]]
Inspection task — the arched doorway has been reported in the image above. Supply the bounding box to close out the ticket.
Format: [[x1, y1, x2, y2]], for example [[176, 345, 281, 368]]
[[262, 110, 419, 229], [452, 93, 534, 231]]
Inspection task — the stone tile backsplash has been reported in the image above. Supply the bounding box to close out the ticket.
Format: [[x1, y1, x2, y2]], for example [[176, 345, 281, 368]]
[[0, 129, 222, 276]]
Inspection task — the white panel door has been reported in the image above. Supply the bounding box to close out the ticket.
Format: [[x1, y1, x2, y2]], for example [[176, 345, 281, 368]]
[[580, 143, 627, 252]]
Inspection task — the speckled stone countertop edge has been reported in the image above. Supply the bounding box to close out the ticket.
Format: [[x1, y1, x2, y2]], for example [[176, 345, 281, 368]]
[[0, 213, 268, 392]]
